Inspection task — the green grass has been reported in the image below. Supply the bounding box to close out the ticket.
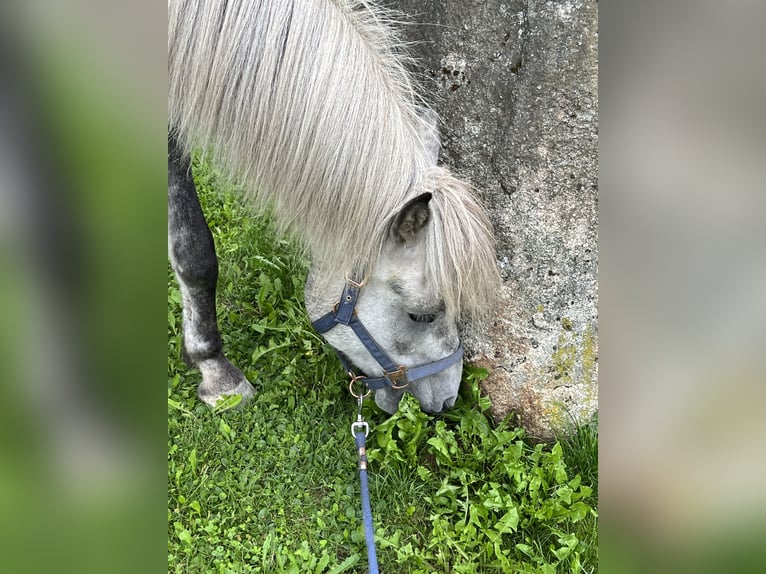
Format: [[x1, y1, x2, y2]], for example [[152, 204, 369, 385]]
[[168, 158, 598, 573]]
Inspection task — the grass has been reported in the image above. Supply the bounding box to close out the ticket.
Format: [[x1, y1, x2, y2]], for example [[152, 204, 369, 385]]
[[168, 158, 598, 573]]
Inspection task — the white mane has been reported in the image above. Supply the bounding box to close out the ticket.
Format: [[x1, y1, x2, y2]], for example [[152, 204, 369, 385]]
[[168, 0, 498, 318]]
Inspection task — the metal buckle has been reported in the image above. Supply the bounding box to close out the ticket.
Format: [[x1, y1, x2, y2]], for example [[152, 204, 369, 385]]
[[348, 372, 371, 399], [385, 366, 410, 390], [344, 272, 365, 289]]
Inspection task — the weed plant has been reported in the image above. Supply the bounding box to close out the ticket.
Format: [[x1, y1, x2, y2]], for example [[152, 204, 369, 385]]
[[168, 159, 598, 573]]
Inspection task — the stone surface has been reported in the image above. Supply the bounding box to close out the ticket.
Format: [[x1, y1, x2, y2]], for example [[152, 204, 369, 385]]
[[393, 0, 598, 439]]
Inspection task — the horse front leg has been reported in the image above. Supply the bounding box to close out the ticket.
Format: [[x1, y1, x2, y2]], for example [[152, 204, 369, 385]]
[[168, 134, 255, 407]]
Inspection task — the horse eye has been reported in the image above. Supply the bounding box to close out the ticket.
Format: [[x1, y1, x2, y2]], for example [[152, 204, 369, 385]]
[[408, 313, 436, 324]]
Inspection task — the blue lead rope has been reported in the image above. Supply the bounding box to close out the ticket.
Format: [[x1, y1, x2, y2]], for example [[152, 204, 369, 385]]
[[354, 428, 379, 574]]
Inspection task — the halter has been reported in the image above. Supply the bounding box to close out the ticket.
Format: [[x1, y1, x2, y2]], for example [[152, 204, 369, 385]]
[[311, 272, 464, 394]]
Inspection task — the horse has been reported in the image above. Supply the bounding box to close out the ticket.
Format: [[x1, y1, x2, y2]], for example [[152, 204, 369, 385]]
[[168, 0, 499, 414]]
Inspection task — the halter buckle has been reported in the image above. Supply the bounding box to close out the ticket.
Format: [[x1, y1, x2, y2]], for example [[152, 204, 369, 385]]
[[344, 272, 365, 289], [385, 366, 410, 390]]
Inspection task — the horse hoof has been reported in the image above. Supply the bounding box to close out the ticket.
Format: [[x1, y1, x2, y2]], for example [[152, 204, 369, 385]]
[[196, 356, 256, 409]]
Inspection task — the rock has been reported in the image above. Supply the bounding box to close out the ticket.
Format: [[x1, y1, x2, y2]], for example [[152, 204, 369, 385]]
[[394, 0, 598, 439]]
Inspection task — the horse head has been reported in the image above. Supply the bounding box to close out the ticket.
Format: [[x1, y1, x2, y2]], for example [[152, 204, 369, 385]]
[[304, 107, 499, 414], [305, 190, 464, 414]]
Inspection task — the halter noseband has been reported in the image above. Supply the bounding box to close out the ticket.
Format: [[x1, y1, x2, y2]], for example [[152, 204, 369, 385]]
[[311, 273, 464, 392]]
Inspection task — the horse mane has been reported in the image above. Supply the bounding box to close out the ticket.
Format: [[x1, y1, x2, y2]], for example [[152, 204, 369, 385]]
[[423, 168, 499, 320], [168, 0, 499, 319]]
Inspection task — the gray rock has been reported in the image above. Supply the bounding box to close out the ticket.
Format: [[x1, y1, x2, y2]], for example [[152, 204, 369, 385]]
[[394, 0, 598, 439]]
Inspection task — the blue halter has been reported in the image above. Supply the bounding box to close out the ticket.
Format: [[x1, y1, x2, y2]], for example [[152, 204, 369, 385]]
[[311, 273, 464, 392]]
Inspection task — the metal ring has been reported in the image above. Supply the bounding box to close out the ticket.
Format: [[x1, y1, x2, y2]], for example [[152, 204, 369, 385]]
[[348, 373, 371, 399]]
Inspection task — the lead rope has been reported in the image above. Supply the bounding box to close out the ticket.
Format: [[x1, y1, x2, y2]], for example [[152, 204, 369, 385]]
[[350, 380, 379, 574]]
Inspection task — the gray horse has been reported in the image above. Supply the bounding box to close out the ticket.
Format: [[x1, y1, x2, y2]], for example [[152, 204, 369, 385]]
[[168, 0, 499, 413]]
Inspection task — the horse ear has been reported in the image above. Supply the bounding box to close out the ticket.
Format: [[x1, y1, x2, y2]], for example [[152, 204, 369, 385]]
[[415, 106, 441, 165], [391, 193, 432, 243]]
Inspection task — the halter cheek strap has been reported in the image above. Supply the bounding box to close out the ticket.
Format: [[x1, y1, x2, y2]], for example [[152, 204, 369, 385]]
[[311, 274, 464, 391]]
